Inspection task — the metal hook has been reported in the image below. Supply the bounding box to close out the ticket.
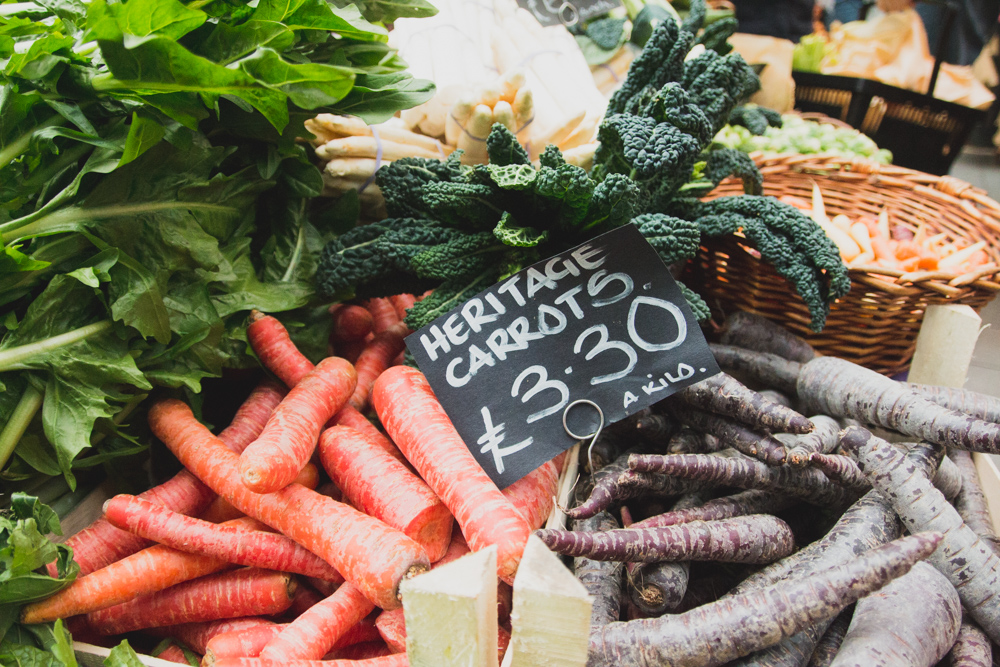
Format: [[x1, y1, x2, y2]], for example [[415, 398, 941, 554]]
[[562, 399, 604, 477]]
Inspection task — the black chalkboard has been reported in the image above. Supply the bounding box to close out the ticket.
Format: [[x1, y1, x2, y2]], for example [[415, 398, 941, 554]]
[[406, 225, 720, 489], [516, 0, 623, 28]]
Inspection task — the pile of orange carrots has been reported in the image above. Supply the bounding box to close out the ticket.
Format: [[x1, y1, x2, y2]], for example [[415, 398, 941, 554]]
[[21, 296, 560, 665], [779, 185, 994, 274]]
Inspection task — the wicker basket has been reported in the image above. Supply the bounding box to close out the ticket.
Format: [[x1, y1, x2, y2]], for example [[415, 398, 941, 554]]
[[685, 154, 1000, 375]]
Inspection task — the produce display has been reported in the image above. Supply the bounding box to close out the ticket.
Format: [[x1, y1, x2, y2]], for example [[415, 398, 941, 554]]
[[3, 0, 1000, 666], [785, 185, 995, 274], [714, 111, 893, 163]]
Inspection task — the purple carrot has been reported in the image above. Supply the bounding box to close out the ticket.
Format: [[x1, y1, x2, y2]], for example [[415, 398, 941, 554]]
[[536, 514, 795, 565], [759, 389, 793, 408], [779, 415, 841, 467], [945, 615, 993, 667], [904, 383, 1000, 424], [673, 373, 813, 434], [587, 532, 943, 667], [708, 343, 802, 395], [573, 511, 625, 628], [806, 607, 853, 667], [633, 414, 675, 444], [935, 454, 965, 501], [625, 494, 702, 615], [665, 405, 788, 465], [798, 357, 1000, 454], [951, 450, 1000, 555], [829, 561, 961, 667], [667, 428, 722, 455], [633, 489, 796, 529], [724, 489, 902, 667], [629, 453, 856, 507], [720, 311, 818, 363], [841, 426, 1000, 643], [580, 434, 623, 473], [809, 453, 870, 492], [568, 452, 703, 520]]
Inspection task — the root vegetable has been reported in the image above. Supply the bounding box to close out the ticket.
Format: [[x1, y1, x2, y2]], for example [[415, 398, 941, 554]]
[[841, 426, 1000, 642], [388, 294, 416, 321], [904, 384, 1000, 424], [674, 373, 813, 434], [945, 616, 993, 666], [148, 399, 429, 609], [708, 343, 802, 395], [666, 405, 788, 465], [829, 562, 961, 667], [626, 494, 700, 615], [248, 312, 316, 388], [798, 357, 1000, 454], [629, 453, 855, 506], [165, 618, 277, 654], [330, 305, 374, 343], [52, 380, 283, 577], [634, 489, 796, 529], [634, 414, 675, 443], [330, 406, 406, 463], [102, 495, 343, 581], [567, 460, 703, 520], [935, 454, 965, 501], [572, 511, 624, 628], [260, 583, 374, 660], [951, 450, 1000, 555], [239, 357, 357, 494], [318, 426, 453, 562], [587, 532, 942, 667], [807, 608, 852, 667], [205, 624, 284, 660], [720, 311, 818, 363], [501, 459, 559, 529], [667, 428, 723, 455], [364, 297, 400, 334], [372, 366, 531, 580], [779, 415, 841, 467], [87, 568, 295, 635], [808, 453, 870, 491], [536, 514, 796, 564], [349, 324, 407, 411]]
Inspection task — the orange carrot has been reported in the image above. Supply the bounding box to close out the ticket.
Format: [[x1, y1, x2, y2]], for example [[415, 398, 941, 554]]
[[498, 625, 511, 663], [149, 399, 429, 609], [155, 644, 193, 664], [210, 656, 407, 667], [52, 381, 284, 577], [87, 568, 295, 635], [248, 311, 316, 388], [202, 463, 319, 522], [166, 617, 277, 654], [388, 295, 416, 322], [205, 624, 285, 660], [260, 583, 375, 660], [331, 305, 374, 343], [22, 518, 262, 623], [331, 407, 406, 463], [373, 366, 531, 580], [287, 584, 325, 618], [239, 357, 357, 493], [349, 324, 408, 411], [501, 460, 559, 529], [332, 618, 382, 650], [364, 298, 399, 334], [319, 426, 453, 562], [328, 642, 394, 660], [103, 495, 344, 581]]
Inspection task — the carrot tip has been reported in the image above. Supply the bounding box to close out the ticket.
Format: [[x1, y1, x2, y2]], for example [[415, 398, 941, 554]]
[[249, 310, 266, 322]]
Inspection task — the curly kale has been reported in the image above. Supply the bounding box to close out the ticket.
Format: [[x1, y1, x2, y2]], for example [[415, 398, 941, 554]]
[[703, 148, 763, 195], [377, 153, 465, 217], [681, 0, 707, 34], [729, 104, 783, 135], [539, 144, 567, 169], [534, 163, 595, 228], [582, 173, 643, 231], [633, 213, 701, 266], [674, 195, 850, 330], [411, 232, 505, 280], [697, 16, 737, 55], [677, 280, 711, 322], [406, 271, 503, 330], [607, 17, 692, 115], [421, 182, 503, 228], [486, 124, 531, 166], [586, 17, 628, 50]]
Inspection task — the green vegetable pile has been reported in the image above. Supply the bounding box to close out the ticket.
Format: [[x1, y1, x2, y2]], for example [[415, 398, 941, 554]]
[[0, 0, 435, 492], [715, 111, 893, 164], [316, 6, 849, 333]]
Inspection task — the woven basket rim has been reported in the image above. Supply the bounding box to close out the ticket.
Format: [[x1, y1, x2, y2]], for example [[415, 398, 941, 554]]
[[713, 152, 1000, 299]]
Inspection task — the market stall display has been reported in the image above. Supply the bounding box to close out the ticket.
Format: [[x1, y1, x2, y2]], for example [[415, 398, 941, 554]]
[[4, 0, 1000, 665]]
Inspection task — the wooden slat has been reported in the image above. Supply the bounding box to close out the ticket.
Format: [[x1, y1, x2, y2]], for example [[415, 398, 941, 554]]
[[973, 454, 1000, 537]]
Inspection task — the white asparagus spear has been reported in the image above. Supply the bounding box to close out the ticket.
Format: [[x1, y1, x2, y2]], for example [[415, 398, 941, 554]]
[[311, 114, 451, 155], [446, 94, 478, 147], [316, 136, 445, 161], [458, 104, 494, 164], [324, 157, 380, 180], [492, 100, 517, 133]]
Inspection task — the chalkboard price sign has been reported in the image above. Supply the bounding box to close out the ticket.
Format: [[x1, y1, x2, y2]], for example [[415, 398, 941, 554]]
[[406, 224, 720, 489]]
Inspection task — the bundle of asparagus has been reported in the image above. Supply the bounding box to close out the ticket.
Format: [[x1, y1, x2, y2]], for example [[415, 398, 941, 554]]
[[306, 114, 456, 218], [492, 0, 609, 154]]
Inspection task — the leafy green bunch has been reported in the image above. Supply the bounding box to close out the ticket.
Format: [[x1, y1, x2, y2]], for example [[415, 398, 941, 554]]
[[0, 0, 436, 486], [316, 1, 849, 333]]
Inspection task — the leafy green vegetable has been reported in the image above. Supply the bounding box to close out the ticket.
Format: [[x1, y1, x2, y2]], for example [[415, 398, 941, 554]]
[[0, 0, 436, 487]]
